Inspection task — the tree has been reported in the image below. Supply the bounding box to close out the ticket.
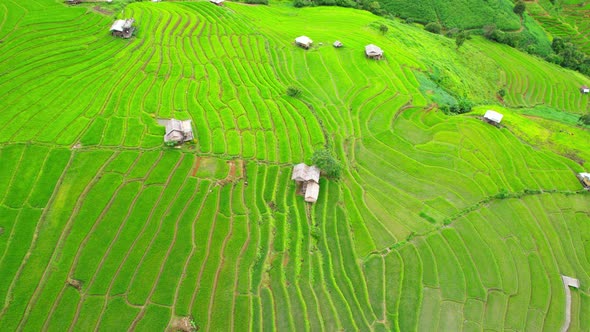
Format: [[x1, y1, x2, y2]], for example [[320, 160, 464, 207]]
[[379, 24, 388, 35], [455, 31, 470, 49], [425, 22, 442, 34], [579, 113, 590, 126], [513, 1, 526, 17], [483, 24, 497, 40], [551, 37, 565, 54], [311, 148, 343, 179], [286, 86, 302, 97]]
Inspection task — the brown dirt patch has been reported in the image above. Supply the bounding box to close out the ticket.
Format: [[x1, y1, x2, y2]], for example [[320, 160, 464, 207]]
[[66, 277, 83, 291], [93, 6, 114, 16], [170, 316, 197, 332], [191, 157, 202, 177]]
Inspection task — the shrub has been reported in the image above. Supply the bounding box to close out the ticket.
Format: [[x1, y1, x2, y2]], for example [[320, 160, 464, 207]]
[[246, 0, 268, 4], [445, 28, 460, 38], [513, 1, 526, 17], [286, 86, 302, 97], [425, 22, 442, 34], [379, 24, 388, 35], [311, 148, 343, 179], [441, 98, 473, 115], [579, 113, 590, 126], [455, 30, 470, 49]]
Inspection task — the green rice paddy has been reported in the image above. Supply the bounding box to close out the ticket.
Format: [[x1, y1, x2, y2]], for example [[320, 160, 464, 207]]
[[0, 0, 589, 331]]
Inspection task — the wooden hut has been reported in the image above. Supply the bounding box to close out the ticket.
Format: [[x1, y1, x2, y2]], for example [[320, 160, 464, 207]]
[[110, 19, 135, 39], [295, 36, 313, 49], [164, 119, 194, 145], [292, 163, 321, 203], [333, 40, 343, 48], [365, 44, 383, 60], [581, 86, 590, 94], [483, 110, 503, 125], [65, 0, 82, 4], [210, 0, 225, 5], [577, 173, 590, 188]]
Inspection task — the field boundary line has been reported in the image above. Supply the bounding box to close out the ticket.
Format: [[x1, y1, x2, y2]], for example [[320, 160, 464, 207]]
[[15, 151, 117, 330], [0, 149, 74, 320], [129, 155, 195, 329]]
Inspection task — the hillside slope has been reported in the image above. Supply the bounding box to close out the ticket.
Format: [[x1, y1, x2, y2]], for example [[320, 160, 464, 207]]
[[379, 0, 520, 29], [0, 1, 589, 331]]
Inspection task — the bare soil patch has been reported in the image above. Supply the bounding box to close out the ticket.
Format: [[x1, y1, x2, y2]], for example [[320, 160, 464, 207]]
[[169, 316, 198, 332]]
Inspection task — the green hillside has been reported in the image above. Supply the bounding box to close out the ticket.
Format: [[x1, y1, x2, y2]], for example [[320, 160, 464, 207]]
[[378, 0, 520, 29], [0, 0, 589, 331]]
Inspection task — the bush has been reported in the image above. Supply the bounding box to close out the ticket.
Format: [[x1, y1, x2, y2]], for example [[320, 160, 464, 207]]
[[286, 86, 302, 97], [441, 98, 474, 115], [246, 0, 268, 4], [425, 22, 442, 34], [445, 28, 460, 38], [455, 30, 470, 48], [379, 24, 388, 35], [311, 148, 343, 179], [579, 113, 590, 126], [513, 1, 526, 17]]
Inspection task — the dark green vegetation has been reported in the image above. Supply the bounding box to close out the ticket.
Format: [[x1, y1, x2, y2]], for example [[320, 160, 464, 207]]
[[0, 0, 589, 331]]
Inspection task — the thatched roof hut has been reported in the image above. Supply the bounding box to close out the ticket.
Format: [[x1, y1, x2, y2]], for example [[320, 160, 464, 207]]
[[483, 110, 503, 125], [110, 19, 135, 39], [295, 36, 313, 49], [164, 119, 194, 144], [365, 44, 383, 59], [292, 163, 320, 203]]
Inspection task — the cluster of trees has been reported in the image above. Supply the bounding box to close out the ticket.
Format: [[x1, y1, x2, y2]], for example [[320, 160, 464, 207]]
[[481, 24, 590, 76], [423, 22, 471, 48], [311, 148, 343, 179], [548, 38, 590, 76], [440, 98, 474, 115]]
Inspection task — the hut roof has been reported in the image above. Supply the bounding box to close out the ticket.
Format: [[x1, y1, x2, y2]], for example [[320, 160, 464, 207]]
[[365, 44, 383, 56], [210, 0, 224, 4], [295, 36, 313, 46], [484, 110, 503, 124], [333, 40, 343, 47], [165, 119, 193, 143], [304, 181, 320, 203], [110, 19, 134, 32], [579, 173, 590, 180], [292, 163, 320, 183]]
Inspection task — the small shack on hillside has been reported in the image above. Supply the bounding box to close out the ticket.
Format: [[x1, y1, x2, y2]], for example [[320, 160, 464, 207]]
[[110, 19, 135, 39], [483, 110, 503, 125], [333, 40, 343, 48], [210, 0, 224, 5], [365, 44, 383, 60], [295, 36, 313, 49], [292, 163, 320, 203], [577, 173, 590, 188], [581, 86, 590, 94], [65, 0, 82, 4], [163, 119, 194, 145]]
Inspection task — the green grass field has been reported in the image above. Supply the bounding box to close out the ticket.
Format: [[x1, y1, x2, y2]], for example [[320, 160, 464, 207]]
[[0, 0, 589, 331]]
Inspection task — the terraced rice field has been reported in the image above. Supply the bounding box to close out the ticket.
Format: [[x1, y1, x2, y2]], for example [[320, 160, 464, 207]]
[[0, 1, 589, 331], [529, 0, 590, 55]]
